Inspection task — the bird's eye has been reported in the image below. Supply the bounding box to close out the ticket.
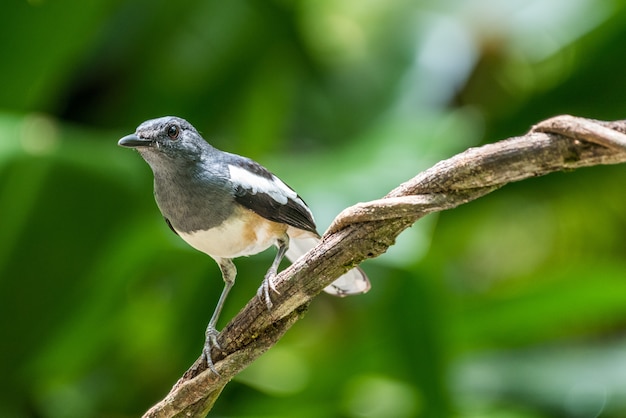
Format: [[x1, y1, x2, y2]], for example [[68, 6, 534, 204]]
[[167, 124, 180, 140]]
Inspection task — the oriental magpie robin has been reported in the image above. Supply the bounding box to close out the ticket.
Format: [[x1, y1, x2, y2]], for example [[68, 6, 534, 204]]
[[118, 116, 370, 372]]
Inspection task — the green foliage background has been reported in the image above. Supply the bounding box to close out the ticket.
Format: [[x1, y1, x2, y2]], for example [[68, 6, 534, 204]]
[[3, 1, 626, 417]]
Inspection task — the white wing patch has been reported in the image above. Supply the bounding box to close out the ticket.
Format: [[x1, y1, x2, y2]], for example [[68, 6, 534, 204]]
[[228, 164, 298, 205]]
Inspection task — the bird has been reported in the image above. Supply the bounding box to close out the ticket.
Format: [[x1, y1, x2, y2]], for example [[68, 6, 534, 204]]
[[118, 116, 370, 372]]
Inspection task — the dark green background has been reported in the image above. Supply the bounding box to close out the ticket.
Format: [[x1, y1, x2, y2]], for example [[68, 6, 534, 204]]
[[3, 1, 626, 417]]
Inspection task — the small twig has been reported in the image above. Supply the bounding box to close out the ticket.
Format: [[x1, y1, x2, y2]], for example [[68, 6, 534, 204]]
[[533, 114, 626, 152], [142, 115, 626, 417], [326, 188, 498, 234], [326, 195, 444, 233]]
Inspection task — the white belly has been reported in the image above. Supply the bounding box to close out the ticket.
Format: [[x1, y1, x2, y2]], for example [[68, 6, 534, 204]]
[[178, 211, 285, 259]]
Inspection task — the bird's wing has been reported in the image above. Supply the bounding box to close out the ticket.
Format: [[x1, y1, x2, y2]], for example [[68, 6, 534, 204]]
[[164, 217, 179, 235], [225, 156, 317, 234]]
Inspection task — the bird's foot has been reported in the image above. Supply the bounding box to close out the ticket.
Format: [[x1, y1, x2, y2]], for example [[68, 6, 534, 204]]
[[257, 272, 280, 310], [202, 326, 221, 375]]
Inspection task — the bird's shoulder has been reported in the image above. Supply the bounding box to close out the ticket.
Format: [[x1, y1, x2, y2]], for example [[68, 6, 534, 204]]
[[221, 152, 317, 234]]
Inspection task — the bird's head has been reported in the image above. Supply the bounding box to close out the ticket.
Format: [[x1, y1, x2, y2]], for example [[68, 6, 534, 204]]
[[118, 116, 209, 165]]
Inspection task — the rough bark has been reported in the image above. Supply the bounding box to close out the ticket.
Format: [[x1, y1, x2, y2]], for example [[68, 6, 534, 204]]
[[142, 115, 626, 418]]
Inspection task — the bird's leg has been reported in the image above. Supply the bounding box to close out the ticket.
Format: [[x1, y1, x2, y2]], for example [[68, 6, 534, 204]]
[[258, 234, 289, 310], [203, 258, 236, 374]]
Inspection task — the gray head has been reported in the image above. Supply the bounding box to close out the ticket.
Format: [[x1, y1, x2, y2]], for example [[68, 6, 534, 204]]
[[118, 116, 213, 168], [119, 116, 234, 231]]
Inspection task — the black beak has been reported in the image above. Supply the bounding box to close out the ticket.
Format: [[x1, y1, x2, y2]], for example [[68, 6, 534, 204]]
[[118, 134, 153, 148]]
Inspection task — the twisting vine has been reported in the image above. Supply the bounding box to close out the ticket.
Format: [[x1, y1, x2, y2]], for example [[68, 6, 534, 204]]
[[143, 115, 626, 418]]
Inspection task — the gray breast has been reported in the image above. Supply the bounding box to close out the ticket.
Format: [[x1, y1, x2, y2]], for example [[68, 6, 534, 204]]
[[153, 165, 236, 234]]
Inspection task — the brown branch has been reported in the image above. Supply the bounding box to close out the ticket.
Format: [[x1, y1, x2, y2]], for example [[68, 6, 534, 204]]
[[142, 115, 626, 417]]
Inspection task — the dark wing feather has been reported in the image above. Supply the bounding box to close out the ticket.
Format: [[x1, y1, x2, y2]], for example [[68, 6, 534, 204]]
[[227, 156, 317, 234], [234, 186, 317, 233], [164, 217, 179, 235]]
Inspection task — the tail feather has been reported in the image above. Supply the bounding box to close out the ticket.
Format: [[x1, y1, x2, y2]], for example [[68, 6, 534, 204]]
[[286, 234, 371, 296]]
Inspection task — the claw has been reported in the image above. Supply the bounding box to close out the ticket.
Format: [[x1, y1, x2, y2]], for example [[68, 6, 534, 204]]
[[257, 272, 280, 310], [256, 235, 288, 310], [203, 326, 221, 375]]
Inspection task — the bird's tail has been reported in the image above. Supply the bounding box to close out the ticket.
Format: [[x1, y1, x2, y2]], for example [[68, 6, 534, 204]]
[[286, 234, 371, 296]]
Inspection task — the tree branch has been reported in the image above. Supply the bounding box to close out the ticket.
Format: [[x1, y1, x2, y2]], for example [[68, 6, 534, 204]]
[[142, 115, 626, 417]]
